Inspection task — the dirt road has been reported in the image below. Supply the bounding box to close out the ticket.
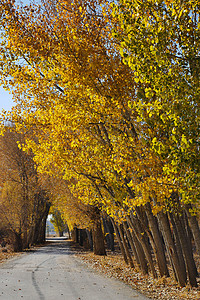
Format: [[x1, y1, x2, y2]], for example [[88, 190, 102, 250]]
[[0, 239, 149, 300]]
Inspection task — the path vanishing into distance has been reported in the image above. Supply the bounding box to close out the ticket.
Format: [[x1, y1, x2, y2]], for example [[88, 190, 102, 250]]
[[0, 238, 149, 300]]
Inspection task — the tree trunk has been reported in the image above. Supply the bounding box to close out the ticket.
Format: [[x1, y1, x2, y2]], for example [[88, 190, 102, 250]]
[[86, 230, 93, 251], [58, 231, 64, 237], [28, 195, 50, 245], [92, 218, 106, 255], [185, 205, 200, 256], [118, 223, 134, 268], [103, 216, 114, 251], [173, 214, 198, 287], [145, 203, 169, 277], [34, 202, 50, 244], [123, 221, 140, 267], [157, 211, 187, 287], [128, 214, 157, 278], [72, 227, 79, 243], [38, 217, 47, 243], [111, 218, 128, 264], [126, 219, 148, 274], [79, 229, 84, 246], [183, 212, 198, 277], [13, 232, 23, 252], [169, 213, 187, 280]]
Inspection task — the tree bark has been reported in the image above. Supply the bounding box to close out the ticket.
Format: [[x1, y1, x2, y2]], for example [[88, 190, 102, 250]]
[[173, 214, 198, 287], [103, 216, 114, 251], [118, 223, 134, 268], [169, 213, 187, 280], [128, 213, 157, 278], [111, 218, 128, 264], [86, 229, 93, 251], [123, 221, 140, 267], [73, 227, 79, 243], [92, 217, 106, 255], [13, 232, 23, 252], [33, 201, 50, 244], [157, 211, 187, 287], [145, 203, 169, 277], [185, 205, 200, 257], [183, 212, 198, 277], [126, 220, 148, 274]]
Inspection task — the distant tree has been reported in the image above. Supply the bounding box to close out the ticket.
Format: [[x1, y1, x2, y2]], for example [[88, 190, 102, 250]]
[[50, 209, 66, 237]]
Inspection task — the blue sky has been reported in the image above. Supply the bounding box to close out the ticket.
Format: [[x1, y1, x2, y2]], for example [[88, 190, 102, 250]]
[[0, 86, 14, 111], [0, 0, 31, 112]]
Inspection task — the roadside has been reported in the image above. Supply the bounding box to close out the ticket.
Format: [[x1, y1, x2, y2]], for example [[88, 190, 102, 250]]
[[68, 240, 200, 300], [0, 248, 20, 264]]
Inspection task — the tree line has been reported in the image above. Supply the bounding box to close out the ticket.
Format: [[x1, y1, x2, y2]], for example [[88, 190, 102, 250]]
[[0, 0, 199, 287], [0, 130, 50, 251]]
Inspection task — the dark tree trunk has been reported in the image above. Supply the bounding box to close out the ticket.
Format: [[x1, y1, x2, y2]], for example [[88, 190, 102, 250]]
[[111, 218, 128, 264], [126, 218, 148, 274], [58, 231, 64, 237], [13, 232, 23, 252], [183, 213, 198, 277], [118, 223, 134, 268], [86, 230, 93, 251], [65, 224, 71, 239], [38, 216, 47, 243], [128, 213, 157, 278], [78, 229, 90, 249], [157, 211, 187, 287], [169, 213, 187, 282], [123, 221, 140, 267], [173, 214, 198, 287], [185, 205, 200, 256], [79, 229, 84, 246], [28, 225, 35, 246], [103, 216, 115, 251], [34, 202, 50, 244], [92, 218, 106, 256], [28, 193, 50, 245], [72, 227, 79, 243], [145, 203, 169, 277]]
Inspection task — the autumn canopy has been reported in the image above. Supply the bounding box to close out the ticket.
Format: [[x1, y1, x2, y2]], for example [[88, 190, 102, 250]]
[[0, 0, 199, 288]]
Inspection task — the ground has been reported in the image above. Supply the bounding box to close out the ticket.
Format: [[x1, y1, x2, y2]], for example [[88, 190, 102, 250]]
[[1, 241, 200, 300], [0, 239, 148, 300], [70, 241, 200, 300]]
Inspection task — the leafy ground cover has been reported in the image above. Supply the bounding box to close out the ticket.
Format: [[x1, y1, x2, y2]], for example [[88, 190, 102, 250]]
[[0, 248, 19, 264], [70, 242, 200, 300]]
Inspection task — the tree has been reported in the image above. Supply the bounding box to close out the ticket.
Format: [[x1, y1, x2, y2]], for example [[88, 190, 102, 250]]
[[49, 209, 67, 237], [0, 128, 50, 250], [0, 0, 199, 286], [111, 0, 200, 286], [112, 0, 199, 209]]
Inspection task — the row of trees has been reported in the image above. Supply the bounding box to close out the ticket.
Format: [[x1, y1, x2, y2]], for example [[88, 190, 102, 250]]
[[0, 130, 50, 251], [0, 0, 199, 287]]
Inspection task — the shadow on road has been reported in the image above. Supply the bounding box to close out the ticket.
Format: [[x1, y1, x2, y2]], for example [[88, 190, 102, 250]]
[[27, 238, 88, 257]]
